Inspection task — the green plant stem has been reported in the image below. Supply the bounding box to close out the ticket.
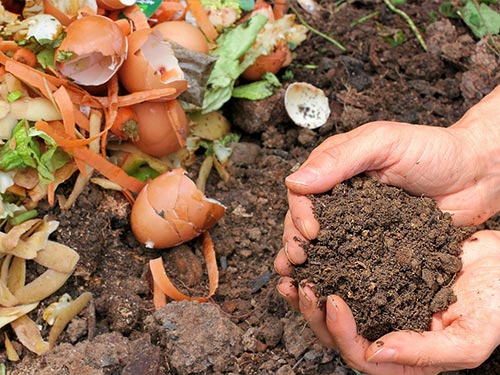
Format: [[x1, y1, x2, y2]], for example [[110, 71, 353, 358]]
[[289, 2, 346, 51], [9, 209, 38, 226], [350, 10, 381, 27], [383, 0, 428, 51]]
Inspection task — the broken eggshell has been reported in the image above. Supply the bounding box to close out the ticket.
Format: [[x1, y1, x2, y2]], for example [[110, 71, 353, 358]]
[[152, 21, 209, 54], [54, 15, 127, 86], [130, 168, 225, 249], [118, 28, 187, 95], [131, 99, 188, 158], [284, 82, 330, 129], [26, 14, 63, 42]]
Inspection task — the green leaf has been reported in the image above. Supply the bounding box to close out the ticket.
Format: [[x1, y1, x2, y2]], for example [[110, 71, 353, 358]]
[[440, 1, 458, 18], [7, 90, 23, 102], [237, 0, 255, 11], [202, 13, 268, 113], [0, 120, 71, 184], [56, 50, 75, 62], [0, 120, 39, 171], [458, 0, 500, 38], [231, 72, 281, 100], [37, 49, 56, 69]]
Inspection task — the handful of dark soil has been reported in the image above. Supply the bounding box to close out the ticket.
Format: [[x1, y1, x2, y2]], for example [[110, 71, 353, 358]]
[[293, 176, 472, 341]]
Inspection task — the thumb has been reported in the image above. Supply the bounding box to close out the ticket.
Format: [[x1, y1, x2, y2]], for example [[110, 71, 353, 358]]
[[285, 122, 404, 194], [365, 322, 493, 369]]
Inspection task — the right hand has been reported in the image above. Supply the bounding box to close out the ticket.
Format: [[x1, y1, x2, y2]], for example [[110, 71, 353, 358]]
[[281, 230, 500, 375], [275, 85, 500, 278]]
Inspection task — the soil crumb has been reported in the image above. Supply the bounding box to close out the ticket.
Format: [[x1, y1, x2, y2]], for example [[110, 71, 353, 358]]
[[293, 175, 472, 341]]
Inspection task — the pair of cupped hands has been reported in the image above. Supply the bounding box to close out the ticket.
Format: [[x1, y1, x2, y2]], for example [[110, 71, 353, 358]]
[[274, 85, 500, 375]]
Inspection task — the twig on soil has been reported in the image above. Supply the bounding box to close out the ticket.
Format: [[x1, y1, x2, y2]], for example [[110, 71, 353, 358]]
[[289, 2, 346, 51], [382, 0, 428, 52]]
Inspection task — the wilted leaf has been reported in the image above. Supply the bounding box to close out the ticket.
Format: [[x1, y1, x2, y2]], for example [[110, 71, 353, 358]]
[[459, 1, 500, 38]]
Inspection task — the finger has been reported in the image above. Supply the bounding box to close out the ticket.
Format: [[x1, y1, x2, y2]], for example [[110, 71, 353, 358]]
[[276, 277, 299, 310], [282, 211, 308, 264], [325, 295, 435, 375], [285, 122, 406, 195], [287, 190, 319, 241], [364, 324, 492, 370], [298, 283, 336, 348], [274, 248, 293, 276]]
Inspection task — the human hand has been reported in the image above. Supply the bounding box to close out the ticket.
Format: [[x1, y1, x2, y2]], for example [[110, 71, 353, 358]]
[[275, 85, 500, 276], [278, 230, 500, 375]]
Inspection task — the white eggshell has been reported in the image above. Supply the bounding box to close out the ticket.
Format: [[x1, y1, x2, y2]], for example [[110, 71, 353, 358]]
[[284, 82, 330, 129], [26, 14, 62, 41]]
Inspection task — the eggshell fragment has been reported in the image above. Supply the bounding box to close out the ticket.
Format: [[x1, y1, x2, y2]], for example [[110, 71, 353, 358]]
[[118, 28, 187, 95], [26, 14, 63, 42], [130, 168, 225, 249], [131, 99, 188, 157], [284, 82, 331, 129], [55, 15, 127, 86], [152, 21, 209, 54]]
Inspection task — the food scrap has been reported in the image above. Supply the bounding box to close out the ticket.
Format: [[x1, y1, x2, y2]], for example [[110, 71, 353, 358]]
[[0, 218, 90, 358], [0, 0, 309, 342]]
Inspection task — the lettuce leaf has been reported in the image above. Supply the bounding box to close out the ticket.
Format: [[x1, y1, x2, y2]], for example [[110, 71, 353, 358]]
[[0, 120, 71, 184], [202, 13, 268, 113], [231, 72, 281, 100]]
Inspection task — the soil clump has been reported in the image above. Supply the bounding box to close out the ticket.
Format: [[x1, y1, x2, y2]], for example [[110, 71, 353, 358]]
[[294, 175, 471, 341]]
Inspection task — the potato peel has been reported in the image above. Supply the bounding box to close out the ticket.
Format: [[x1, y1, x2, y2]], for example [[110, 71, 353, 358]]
[[0, 218, 88, 355]]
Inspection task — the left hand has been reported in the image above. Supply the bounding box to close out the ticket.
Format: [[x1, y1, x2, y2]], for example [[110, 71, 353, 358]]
[[277, 230, 500, 375]]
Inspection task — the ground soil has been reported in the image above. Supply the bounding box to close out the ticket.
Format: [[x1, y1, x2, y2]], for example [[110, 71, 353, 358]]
[[3, 1, 500, 374], [293, 176, 471, 342]]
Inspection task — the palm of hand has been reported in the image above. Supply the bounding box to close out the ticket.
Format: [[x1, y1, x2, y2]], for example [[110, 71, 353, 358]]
[[325, 231, 500, 375]]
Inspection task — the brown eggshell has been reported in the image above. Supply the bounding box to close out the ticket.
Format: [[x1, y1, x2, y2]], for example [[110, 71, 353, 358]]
[[131, 99, 188, 157], [130, 168, 225, 249], [241, 43, 289, 81], [55, 15, 127, 85], [118, 28, 187, 94], [130, 184, 184, 249], [152, 21, 209, 54]]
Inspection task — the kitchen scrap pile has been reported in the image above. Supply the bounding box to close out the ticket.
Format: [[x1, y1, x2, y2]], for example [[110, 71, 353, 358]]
[[0, 0, 308, 360]]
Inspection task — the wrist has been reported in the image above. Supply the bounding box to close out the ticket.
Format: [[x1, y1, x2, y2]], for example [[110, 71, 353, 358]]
[[450, 87, 500, 221]]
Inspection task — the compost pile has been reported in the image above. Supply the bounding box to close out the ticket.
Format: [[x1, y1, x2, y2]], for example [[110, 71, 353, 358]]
[[293, 176, 472, 341]]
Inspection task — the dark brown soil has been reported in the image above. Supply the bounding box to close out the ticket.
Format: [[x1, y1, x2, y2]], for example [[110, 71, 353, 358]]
[[3, 1, 500, 374], [293, 176, 470, 341]]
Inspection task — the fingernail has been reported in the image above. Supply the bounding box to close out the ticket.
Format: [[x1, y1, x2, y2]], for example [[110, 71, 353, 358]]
[[296, 218, 312, 240], [366, 347, 398, 363], [283, 242, 297, 265], [298, 285, 311, 309], [276, 279, 288, 298], [326, 296, 337, 322], [286, 169, 319, 186]]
